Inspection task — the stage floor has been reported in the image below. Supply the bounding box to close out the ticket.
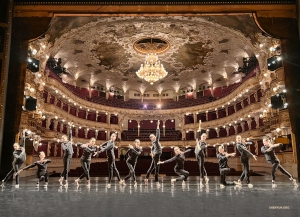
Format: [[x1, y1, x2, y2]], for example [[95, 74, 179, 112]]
[[0, 175, 299, 217]]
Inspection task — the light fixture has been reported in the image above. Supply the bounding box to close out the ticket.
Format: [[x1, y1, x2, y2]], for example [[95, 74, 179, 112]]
[[136, 53, 168, 85], [282, 89, 287, 93]]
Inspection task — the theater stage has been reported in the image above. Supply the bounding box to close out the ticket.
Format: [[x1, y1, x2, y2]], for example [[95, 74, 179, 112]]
[[0, 175, 299, 217]]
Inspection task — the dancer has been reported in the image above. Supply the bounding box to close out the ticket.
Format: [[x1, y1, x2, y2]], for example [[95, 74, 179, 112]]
[[261, 136, 297, 187], [145, 120, 162, 186], [217, 145, 236, 188], [17, 151, 51, 187], [74, 138, 97, 186], [158, 147, 192, 186], [1, 130, 26, 188], [195, 120, 209, 186], [95, 133, 123, 188], [58, 124, 73, 187], [234, 135, 257, 187], [123, 139, 142, 187]]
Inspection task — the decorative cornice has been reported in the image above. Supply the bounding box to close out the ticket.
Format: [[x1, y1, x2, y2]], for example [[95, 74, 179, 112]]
[[14, 1, 296, 5]]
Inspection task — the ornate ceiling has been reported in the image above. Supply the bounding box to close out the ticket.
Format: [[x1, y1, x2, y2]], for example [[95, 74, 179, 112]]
[[45, 15, 262, 93]]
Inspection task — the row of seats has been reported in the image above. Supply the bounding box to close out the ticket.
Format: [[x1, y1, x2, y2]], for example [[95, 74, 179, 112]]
[[47, 67, 257, 110]]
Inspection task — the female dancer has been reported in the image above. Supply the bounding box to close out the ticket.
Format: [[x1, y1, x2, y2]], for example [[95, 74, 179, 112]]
[[158, 147, 192, 186], [217, 145, 236, 188], [145, 120, 162, 186], [261, 136, 297, 187], [17, 151, 51, 187], [195, 121, 209, 186], [234, 135, 257, 187], [1, 133, 26, 188], [74, 138, 97, 186], [95, 133, 123, 188], [58, 124, 73, 187], [123, 139, 142, 187]]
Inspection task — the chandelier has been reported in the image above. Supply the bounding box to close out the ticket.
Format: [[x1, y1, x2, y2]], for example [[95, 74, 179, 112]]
[[136, 53, 168, 85]]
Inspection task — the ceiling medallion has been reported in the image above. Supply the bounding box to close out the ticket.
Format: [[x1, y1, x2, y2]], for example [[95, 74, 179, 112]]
[[133, 37, 170, 54]]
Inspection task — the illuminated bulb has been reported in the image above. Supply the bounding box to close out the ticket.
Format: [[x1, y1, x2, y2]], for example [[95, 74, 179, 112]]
[[273, 87, 277, 92], [186, 130, 189, 133], [30, 88, 35, 92], [259, 44, 263, 48], [233, 98, 236, 101], [42, 82, 45, 85], [79, 126, 82, 129], [80, 106, 82, 109], [277, 56, 282, 61], [263, 109, 267, 113], [129, 120, 132, 123], [246, 89, 249, 92], [227, 102, 230, 105], [240, 118, 243, 121], [37, 73, 41, 77], [150, 120, 153, 123], [234, 121, 237, 124], [55, 90, 58, 93], [259, 81, 263, 85], [206, 110, 208, 113], [255, 54, 259, 57], [248, 115, 251, 118], [276, 128, 281, 132], [62, 119, 65, 122], [260, 114, 263, 117], [263, 73, 267, 77], [46, 55, 49, 59], [282, 89, 286, 93], [268, 103, 272, 107], [239, 94, 242, 97], [171, 120, 174, 122], [206, 129, 210, 132], [223, 125, 226, 128], [222, 105, 224, 108], [28, 58, 32, 62]]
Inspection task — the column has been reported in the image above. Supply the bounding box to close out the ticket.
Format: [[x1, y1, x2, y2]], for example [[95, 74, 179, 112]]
[[162, 120, 166, 137], [233, 125, 238, 134], [216, 128, 220, 137], [247, 119, 252, 130], [54, 98, 58, 106], [53, 120, 58, 132], [96, 112, 99, 122], [137, 121, 140, 137], [181, 130, 186, 140], [194, 130, 197, 139], [241, 101, 244, 109], [215, 108, 218, 119], [75, 127, 79, 137], [95, 130, 99, 139], [247, 97, 250, 105], [241, 121, 245, 132], [106, 113, 110, 124], [85, 110, 89, 119], [45, 118, 51, 130], [159, 93, 162, 102], [67, 105, 70, 113], [206, 129, 210, 139], [193, 113, 197, 124], [254, 116, 260, 129], [254, 141, 259, 156], [59, 122, 64, 133], [60, 101, 63, 109], [106, 130, 110, 140], [225, 126, 229, 136], [205, 111, 208, 121], [254, 92, 258, 102], [225, 107, 228, 116], [106, 90, 109, 99], [76, 108, 79, 117], [46, 93, 51, 103], [84, 128, 88, 138], [233, 104, 236, 112]]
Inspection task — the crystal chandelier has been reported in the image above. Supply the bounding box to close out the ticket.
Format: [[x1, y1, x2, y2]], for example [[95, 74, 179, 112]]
[[136, 53, 168, 85]]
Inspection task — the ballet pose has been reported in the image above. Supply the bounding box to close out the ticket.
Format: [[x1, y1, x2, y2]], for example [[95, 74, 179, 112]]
[[58, 124, 73, 187], [123, 139, 142, 187], [96, 133, 123, 188], [261, 136, 297, 187], [17, 151, 51, 187], [145, 120, 162, 186], [1, 131, 26, 188], [158, 147, 191, 185], [74, 138, 97, 186], [217, 145, 236, 188], [234, 135, 257, 187], [195, 120, 209, 186]]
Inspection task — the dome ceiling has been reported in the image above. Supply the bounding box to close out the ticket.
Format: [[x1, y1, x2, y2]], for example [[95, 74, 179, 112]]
[[46, 15, 261, 92]]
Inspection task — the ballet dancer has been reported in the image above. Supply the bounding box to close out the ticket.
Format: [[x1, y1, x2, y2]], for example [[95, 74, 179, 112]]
[[145, 120, 162, 186], [195, 120, 209, 186], [74, 138, 97, 186], [58, 123, 73, 187], [217, 145, 236, 188], [234, 135, 257, 187], [17, 151, 51, 187], [1, 130, 26, 188], [95, 133, 123, 188], [123, 139, 142, 187], [158, 147, 192, 186], [261, 136, 297, 187]]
